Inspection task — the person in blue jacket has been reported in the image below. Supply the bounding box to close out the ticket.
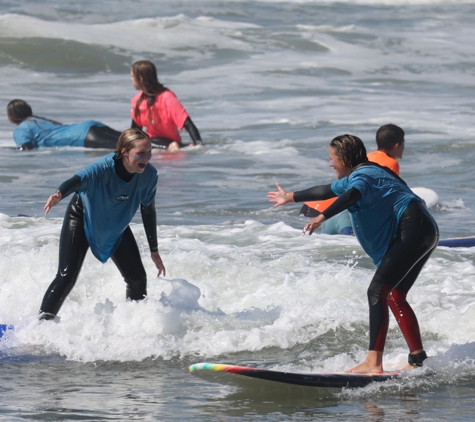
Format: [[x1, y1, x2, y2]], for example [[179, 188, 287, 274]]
[[7, 99, 121, 150], [39, 128, 166, 320], [268, 134, 439, 374]]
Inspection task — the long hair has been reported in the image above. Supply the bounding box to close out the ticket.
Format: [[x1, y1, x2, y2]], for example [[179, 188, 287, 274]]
[[7, 99, 61, 125], [7, 99, 33, 124], [131, 60, 167, 125], [330, 134, 368, 170], [115, 128, 150, 159]]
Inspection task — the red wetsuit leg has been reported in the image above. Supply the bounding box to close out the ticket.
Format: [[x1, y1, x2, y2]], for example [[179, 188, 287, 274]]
[[389, 288, 423, 352]]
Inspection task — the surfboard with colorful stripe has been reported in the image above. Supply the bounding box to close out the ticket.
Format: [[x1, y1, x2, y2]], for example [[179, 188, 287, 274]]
[[189, 362, 400, 388]]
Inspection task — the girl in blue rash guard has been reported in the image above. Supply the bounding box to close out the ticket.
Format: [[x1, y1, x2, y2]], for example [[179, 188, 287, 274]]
[[7, 99, 122, 150], [267, 134, 439, 375], [39, 128, 166, 320]]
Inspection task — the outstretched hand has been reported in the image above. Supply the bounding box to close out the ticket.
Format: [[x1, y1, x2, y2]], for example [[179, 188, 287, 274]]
[[151, 251, 166, 277], [302, 214, 326, 236], [267, 183, 294, 208], [44, 190, 62, 214]]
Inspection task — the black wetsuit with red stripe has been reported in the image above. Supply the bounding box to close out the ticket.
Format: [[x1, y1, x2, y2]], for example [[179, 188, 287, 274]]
[[294, 167, 439, 353]]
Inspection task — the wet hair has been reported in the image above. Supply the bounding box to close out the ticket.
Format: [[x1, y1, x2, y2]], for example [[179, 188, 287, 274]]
[[376, 124, 405, 151], [131, 60, 167, 125], [115, 128, 150, 159], [7, 99, 33, 124], [330, 134, 368, 169], [7, 99, 62, 125]]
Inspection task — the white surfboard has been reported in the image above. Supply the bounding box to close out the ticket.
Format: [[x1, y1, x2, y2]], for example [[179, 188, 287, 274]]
[[411, 187, 439, 208]]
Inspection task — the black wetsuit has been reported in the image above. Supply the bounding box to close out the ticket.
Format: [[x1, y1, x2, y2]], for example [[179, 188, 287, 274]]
[[83, 125, 122, 149], [39, 157, 158, 319], [294, 166, 439, 354], [131, 116, 202, 149]]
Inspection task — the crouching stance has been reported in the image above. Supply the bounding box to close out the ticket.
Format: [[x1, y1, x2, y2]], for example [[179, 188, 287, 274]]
[[40, 128, 166, 319], [268, 134, 439, 373]]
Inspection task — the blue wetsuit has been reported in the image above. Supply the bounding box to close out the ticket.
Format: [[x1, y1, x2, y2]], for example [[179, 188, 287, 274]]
[[76, 154, 157, 262], [13, 117, 121, 149], [321, 210, 353, 235], [331, 165, 420, 266]]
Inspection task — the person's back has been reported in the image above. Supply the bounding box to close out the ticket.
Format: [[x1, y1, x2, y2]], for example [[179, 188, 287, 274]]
[[14, 117, 96, 148], [367, 124, 405, 176], [7, 99, 121, 150]]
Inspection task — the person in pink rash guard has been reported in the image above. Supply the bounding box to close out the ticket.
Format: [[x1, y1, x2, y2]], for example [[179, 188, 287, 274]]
[[130, 60, 203, 152]]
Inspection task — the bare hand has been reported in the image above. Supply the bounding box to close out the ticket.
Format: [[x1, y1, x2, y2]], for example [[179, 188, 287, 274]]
[[302, 214, 326, 236], [151, 251, 166, 277], [44, 190, 62, 214], [267, 183, 294, 208]]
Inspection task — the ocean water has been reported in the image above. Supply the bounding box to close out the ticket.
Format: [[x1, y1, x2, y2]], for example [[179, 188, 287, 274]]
[[1, 0, 475, 420]]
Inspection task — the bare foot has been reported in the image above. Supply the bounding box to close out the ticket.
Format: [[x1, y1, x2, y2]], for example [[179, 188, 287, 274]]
[[345, 362, 383, 375], [401, 363, 421, 371], [345, 350, 384, 374]]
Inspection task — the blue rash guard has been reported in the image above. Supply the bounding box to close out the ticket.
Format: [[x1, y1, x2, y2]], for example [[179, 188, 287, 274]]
[[331, 165, 421, 266], [75, 153, 158, 262], [13, 117, 104, 148]]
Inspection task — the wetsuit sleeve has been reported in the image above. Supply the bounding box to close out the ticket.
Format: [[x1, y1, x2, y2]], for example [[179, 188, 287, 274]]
[[141, 200, 158, 252], [321, 187, 361, 220], [19, 141, 36, 150], [293, 184, 335, 202], [58, 175, 82, 198], [183, 117, 202, 145]]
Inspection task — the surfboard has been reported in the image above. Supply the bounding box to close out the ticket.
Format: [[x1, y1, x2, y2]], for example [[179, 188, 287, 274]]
[[189, 362, 400, 389], [438, 237, 475, 248], [411, 187, 439, 208]]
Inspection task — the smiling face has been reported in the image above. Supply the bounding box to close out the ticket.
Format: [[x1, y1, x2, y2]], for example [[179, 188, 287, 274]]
[[329, 146, 352, 179], [121, 137, 153, 174]]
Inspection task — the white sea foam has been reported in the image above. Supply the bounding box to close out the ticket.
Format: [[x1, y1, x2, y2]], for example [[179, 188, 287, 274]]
[[1, 218, 474, 367]]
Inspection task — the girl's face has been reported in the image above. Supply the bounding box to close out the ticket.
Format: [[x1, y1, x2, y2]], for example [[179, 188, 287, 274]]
[[121, 137, 153, 174], [329, 146, 351, 179], [130, 70, 142, 91]]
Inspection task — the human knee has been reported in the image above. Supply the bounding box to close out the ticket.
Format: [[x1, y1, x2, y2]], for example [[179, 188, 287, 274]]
[[367, 275, 389, 306]]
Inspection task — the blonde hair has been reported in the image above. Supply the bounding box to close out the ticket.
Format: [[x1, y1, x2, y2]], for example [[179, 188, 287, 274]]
[[131, 60, 166, 125], [115, 128, 150, 159]]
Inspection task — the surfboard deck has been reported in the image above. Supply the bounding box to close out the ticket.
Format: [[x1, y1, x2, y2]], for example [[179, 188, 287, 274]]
[[189, 363, 400, 389], [438, 237, 475, 248]]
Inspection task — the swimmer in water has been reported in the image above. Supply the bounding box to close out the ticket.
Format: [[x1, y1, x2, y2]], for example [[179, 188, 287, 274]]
[[130, 60, 203, 151], [267, 134, 439, 374], [7, 99, 122, 150], [367, 123, 405, 175]]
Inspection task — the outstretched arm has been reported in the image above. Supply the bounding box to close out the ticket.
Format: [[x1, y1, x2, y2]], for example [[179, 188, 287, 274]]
[[267, 183, 335, 208], [44, 175, 82, 214], [267, 183, 295, 208], [302, 187, 361, 236]]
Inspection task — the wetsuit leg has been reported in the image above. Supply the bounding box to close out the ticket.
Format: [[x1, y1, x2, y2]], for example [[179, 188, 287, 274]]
[[110, 226, 147, 300], [367, 201, 439, 352], [84, 125, 121, 149], [39, 195, 89, 317]]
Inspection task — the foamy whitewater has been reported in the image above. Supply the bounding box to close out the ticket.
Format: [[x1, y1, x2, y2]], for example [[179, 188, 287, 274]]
[[1, 0, 475, 420]]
